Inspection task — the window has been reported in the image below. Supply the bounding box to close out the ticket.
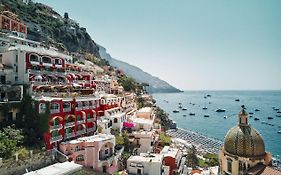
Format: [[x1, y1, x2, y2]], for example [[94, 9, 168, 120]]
[[39, 103, 46, 114], [30, 54, 39, 62], [137, 169, 141, 175], [83, 101, 89, 108], [87, 113, 91, 119], [76, 155, 84, 161], [15, 55, 18, 63], [50, 103, 60, 113], [42, 56, 52, 64], [63, 102, 71, 112], [55, 58, 62, 65], [227, 159, 232, 173], [114, 118, 118, 123], [76, 101, 82, 110], [52, 130, 59, 137]]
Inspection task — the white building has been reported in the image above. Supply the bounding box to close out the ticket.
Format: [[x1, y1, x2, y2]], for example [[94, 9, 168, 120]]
[[127, 153, 164, 175]]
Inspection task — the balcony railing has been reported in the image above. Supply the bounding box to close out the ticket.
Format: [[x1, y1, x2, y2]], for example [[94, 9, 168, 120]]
[[65, 132, 76, 139], [50, 108, 60, 114], [50, 124, 63, 131], [76, 129, 86, 136], [87, 118, 95, 123], [77, 120, 85, 125], [87, 127, 96, 133], [64, 122, 75, 128], [63, 107, 71, 112], [50, 135, 63, 143]]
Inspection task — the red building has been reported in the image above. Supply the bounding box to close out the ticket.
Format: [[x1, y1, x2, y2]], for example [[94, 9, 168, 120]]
[[160, 146, 183, 175], [0, 11, 27, 35]]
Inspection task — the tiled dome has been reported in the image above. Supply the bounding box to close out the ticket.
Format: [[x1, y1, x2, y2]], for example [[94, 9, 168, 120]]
[[224, 106, 265, 157]]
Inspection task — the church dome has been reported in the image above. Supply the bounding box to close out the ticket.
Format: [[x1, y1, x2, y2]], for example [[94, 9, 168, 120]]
[[223, 106, 265, 157]]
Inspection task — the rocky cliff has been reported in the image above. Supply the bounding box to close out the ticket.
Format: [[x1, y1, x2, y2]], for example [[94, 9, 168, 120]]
[[99, 46, 182, 93]]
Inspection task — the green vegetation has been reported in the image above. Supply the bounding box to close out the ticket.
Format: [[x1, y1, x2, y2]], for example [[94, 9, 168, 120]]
[[155, 107, 171, 130], [0, 126, 24, 158], [118, 75, 138, 92], [159, 132, 172, 147], [186, 145, 199, 168], [202, 153, 219, 167]]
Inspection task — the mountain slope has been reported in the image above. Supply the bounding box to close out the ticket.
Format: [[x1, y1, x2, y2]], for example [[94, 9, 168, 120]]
[[99, 46, 181, 93]]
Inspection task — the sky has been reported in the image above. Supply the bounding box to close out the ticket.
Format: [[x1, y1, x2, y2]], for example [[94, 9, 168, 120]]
[[36, 0, 281, 90]]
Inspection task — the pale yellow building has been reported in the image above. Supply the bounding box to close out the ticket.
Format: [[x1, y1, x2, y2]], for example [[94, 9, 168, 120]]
[[218, 106, 281, 175]]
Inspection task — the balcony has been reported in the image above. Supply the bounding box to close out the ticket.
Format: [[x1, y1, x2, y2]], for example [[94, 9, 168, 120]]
[[50, 124, 63, 131], [87, 118, 95, 123], [77, 119, 85, 125], [50, 135, 63, 143], [76, 129, 86, 136], [64, 122, 75, 128], [50, 108, 60, 114], [65, 132, 76, 139], [87, 127, 96, 133], [63, 107, 71, 113]]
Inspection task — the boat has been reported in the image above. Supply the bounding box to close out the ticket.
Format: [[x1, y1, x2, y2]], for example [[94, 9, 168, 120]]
[[278, 131, 281, 134], [182, 108, 187, 111], [254, 118, 260, 121], [278, 125, 281, 128], [249, 112, 254, 115], [183, 114, 187, 117], [202, 107, 207, 110], [254, 109, 260, 112], [216, 108, 226, 112], [179, 103, 182, 105], [267, 117, 273, 120], [206, 94, 211, 97], [179, 105, 182, 109], [235, 99, 240, 102], [274, 108, 279, 111], [277, 111, 281, 114], [204, 114, 210, 117], [249, 115, 253, 118], [173, 110, 180, 113], [189, 113, 195, 116], [223, 115, 228, 119], [276, 115, 281, 117], [204, 96, 207, 99]]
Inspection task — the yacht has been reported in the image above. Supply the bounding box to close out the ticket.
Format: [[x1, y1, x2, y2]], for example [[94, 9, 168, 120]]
[[249, 112, 254, 115], [189, 113, 195, 116], [223, 116, 228, 119], [202, 107, 208, 110], [173, 110, 179, 113], [267, 117, 273, 120], [204, 114, 210, 118], [278, 131, 281, 134], [216, 108, 226, 112], [183, 114, 187, 117], [255, 109, 260, 112], [254, 118, 260, 121], [235, 99, 240, 102], [182, 108, 187, 111]]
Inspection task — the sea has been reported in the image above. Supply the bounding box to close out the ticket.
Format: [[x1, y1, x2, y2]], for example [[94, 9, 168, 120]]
[[153, 91, 281, 158]]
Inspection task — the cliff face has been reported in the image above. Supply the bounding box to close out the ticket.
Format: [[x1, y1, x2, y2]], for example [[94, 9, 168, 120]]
[[99, 46, 182, 93], [1, 0, 100, 58]]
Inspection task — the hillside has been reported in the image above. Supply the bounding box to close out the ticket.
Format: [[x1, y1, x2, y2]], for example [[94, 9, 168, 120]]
[[0, 0, 100, 58], [1, 0, 181, 93], [99, 46, 182, 93]]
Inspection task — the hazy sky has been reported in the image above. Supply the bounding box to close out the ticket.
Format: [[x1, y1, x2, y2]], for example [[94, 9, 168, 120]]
[[37, 0, 281, 90]]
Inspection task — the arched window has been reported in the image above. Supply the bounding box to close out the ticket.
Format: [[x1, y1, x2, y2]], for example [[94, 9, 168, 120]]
[[114, 118, 118, 123], [55, 58, 62, 65], [63, 102, 71, 112], [50, 103, 60, 114], [42, 56, 52, 64], [30, 54, 39, 62], [76, 155, 84, 161], [39, 103, 46, 114], [227, 158, 232, 173]]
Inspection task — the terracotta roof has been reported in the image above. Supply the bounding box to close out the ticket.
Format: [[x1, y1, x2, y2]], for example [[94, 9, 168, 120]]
[[247, 164, 281, 175]]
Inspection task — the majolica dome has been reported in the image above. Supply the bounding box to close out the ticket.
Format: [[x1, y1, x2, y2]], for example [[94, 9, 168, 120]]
[[224, 106, 265, 157]]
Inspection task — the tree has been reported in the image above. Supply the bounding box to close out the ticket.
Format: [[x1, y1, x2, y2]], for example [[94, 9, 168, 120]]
[[0, 126, 24, 158], [186, 145, 199, 168], [64, 12, 69, 19]]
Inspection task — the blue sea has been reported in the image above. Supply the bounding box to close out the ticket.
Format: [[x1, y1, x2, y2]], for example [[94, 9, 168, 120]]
[[153, 91, 281, 158]]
